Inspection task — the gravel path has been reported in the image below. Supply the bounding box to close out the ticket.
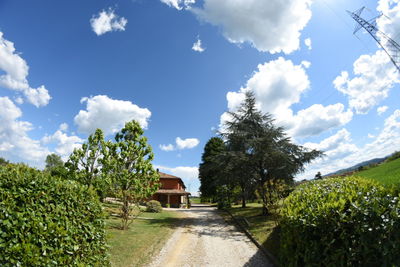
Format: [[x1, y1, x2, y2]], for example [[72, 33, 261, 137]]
[[148, 204, 273, 267]]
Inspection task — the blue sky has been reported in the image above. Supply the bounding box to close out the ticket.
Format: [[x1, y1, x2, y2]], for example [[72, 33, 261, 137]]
[[1, 0, 400, 195]]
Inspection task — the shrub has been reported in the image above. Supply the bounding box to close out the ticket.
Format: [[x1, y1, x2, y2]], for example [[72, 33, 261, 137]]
[[0, 164, 109, 266], [146, 200, 162, 213], [280, 176, 400, 266]]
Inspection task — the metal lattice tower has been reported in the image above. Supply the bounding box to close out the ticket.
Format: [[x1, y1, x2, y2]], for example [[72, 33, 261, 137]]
[[347, 7, 400, 72]]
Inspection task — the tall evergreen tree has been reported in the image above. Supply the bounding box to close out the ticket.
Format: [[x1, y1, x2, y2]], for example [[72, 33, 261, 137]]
[[222, 91, 323, 214], [199, 137, 226, 202]]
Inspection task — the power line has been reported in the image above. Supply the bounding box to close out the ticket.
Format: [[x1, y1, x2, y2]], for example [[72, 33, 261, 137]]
[[347, 6, 400, 72]]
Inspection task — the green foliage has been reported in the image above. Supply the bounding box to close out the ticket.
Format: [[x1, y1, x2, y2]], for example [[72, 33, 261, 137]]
[[45, 153, 68, 178], [0, 164, 109, 266], [220, 91, 323, 213], [66, 129, 110, 200], [108, 120, 159, 229], [0, 157, 9, 166], [358, 157, 400, 187], [199, 137, 226, 201], [280, 177, 400, 266], [146, 200, 162, 213]]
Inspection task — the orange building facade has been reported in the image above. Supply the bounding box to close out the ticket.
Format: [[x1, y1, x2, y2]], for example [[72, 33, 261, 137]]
[[152, 172, 191, 208]]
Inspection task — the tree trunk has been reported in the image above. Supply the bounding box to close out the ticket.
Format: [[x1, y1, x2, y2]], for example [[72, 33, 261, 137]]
[[260, 181, 269, 216], [241, 187, 246, 208]]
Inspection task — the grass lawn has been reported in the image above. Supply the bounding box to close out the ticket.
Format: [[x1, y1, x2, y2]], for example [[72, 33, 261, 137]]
[[357, 158, 400, 187], [220, 203, 281, 262], [103, 202, 182, 267]]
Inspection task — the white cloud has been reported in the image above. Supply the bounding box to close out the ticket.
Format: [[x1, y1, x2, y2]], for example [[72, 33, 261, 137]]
[[0, 32, 51, 107], [42, 130, 84, 160], [59, 123, 68, 132], [192, 37, 205, 52], [90, 8, 127, 36], [74, 95, 151, 135], [159, 144, 174, 151], [176, 137, 199, 149], [0, 97, 49, 164], [160, 0, 195, 10], [160, 137, 200, 151], [334, 50, 399, 114], [222, 58, 352, 139], [300, 109, 400, 179], [190, 0, 313, 54], [304, 38, 312, 50], [368, 133, 375, 138], [377, 105, 389, 115], [377, 0, 400, 45]]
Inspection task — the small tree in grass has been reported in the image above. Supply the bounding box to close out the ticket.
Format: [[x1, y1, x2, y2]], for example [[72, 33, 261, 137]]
[[65, 129, 110, 201], [108, 120, 159, 230]]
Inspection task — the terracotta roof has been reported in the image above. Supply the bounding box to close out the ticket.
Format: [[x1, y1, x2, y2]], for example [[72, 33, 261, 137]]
[[155, 189, 191, 195], [158, 172, 180, 179]]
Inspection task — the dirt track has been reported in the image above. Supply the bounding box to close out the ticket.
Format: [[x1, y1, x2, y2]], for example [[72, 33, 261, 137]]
[[148, 204, 273, 267]]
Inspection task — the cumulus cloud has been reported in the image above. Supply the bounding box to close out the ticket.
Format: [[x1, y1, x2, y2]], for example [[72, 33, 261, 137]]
[[304, 38, 312, 50], [0, 97, 49, 164], [42, 130, 83, 160], [156, 165, 199, 180], [222, 57, 352, 139], [377, 0, 400, 45], [192, 37, 205, 52], [176, 137, 199, 149], [190, 0, 313, 54], [90, 8, 127, 36], [74, 95, 151, 135], [334, 50, 399, 114], [377, 105, 389, 115], [300, 109, 400, 179], [0, 32, 51, 107], [160, 0, 195, 10], [160, 137, 200, 151], [159, 144, 175, 151], [59, 123, 68, 131]]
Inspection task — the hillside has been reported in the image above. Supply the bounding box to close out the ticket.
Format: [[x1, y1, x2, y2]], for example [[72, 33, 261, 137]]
[[357, 158, 400, 186], [325, 157, 388, 177]]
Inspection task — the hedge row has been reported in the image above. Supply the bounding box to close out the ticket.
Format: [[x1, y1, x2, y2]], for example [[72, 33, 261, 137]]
[[0, 164, 109, 266], [280, 176, 400, 266]]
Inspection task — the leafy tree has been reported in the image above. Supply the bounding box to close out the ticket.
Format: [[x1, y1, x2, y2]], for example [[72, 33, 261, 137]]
[[0, 157, 9, 166], [222, 92, 323, 215], [108, 120, 159, 230], [45, 153, 67, 177], [199, 137, 226, 202], [66, 129, 110, 200], [45, 153, 64, 170]]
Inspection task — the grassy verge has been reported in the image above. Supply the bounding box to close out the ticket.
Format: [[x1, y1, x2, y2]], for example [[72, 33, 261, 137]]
[[219, 203, 281, 261], [103, 202, 182, 267], [357, 158, 400, 187]]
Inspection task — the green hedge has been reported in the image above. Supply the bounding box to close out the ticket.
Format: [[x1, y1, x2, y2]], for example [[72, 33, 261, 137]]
[[280, 176, 400, 266], [0, 164, 109, 266]]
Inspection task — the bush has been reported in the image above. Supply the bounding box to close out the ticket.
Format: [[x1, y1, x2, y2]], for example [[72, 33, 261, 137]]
[[280, 176, 400, 266], [146, 200, 162, 213], [0, 164, 109, 266]]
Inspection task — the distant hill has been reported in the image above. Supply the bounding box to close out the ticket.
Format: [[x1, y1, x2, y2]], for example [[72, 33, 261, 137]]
[[325, 156, 389, 177]]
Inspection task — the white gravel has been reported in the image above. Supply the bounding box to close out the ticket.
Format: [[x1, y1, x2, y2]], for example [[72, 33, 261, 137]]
[[147, 205, 273, 267]]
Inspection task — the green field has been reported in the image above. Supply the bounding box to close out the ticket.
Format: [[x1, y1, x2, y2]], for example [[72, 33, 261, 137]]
[[357, 158, 400, 186], [103, 202, 181, 267]]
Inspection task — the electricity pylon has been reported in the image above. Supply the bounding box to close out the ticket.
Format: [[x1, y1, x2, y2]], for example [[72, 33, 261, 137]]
[[347, 7, 400, 72]]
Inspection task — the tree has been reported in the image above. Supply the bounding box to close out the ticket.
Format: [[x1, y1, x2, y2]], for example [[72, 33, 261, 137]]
[[222, 92, 323, 215], [314, 171, 322, 179], [199, 137, 226, 202], [108, 120, 159, 230], [66, 129, 110, 200], [45, 153, 64, 170], [0, 157, 9, 166]]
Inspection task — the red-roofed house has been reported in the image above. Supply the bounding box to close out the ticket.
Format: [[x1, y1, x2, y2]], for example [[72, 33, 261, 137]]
[[152, 171, 191, 208]]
